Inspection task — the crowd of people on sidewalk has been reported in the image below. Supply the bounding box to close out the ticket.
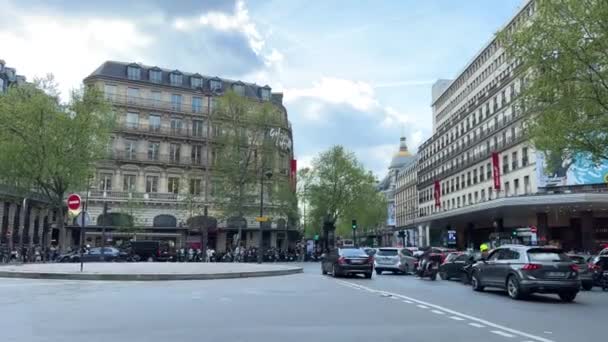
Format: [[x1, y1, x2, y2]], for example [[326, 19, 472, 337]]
[[0, 244, 61, 263]]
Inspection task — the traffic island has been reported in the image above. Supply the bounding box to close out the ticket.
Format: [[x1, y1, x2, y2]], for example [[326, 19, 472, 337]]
[[0, 262, 303, 281]]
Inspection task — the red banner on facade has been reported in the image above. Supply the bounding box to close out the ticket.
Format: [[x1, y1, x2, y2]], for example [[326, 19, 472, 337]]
[[290, 159, 297, 191], [434, 180, 441, 207], [492, 152, 501, 190]]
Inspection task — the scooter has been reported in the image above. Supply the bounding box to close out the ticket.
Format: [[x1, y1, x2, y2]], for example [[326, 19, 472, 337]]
[[416, 254, 442, 281]]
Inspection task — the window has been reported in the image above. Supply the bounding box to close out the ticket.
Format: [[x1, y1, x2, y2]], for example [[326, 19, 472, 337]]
[[233, 83, 245, 96], [486, 162, 492, 179], [522, 147, 529, 166], [192, 120, 204, 137], [467, 172, 471, 186], [192, 96, 203, 113], [168, 177, 180, 194], [524, 175, 530, 194], [190, 179, 202, 195], [126, 112, 139, 129], [480, 166, 485, 181], [149, 70, 162, 83], [148, 142, 160, 161], [461, 175, 465, 189], [261, 88, 271, 101], [151, 91, 162, 107], [127, 66, 140, 80], [191, 77, 203, 88], [509, 83, 515, 101], [473, 169, 478, 184], [170, 117, 182, 134], [99, 173, 112, 191], [481, 189, 486, 201], [123, 174, 137, 192], [169, 143, 180, 163], [210, 79, 222, 91], [127, 87, 139, 104], [171, 94, 182, 111], [146, 176, 159, 193], [501, 90, 506, 106], [148, 114, 161, 132], [498, 249, 520, 261], [503, 155, 509, 174], [170, 73, 183, 86], [125, 139, 137, 160], [457, 197, 461, 207], [191, 145, 203, 165], [104, 84, 117, 101], [468, 193, 472, 204], [505, 181, 510, 196], [514, 178, 520, 195], [512, 151, 518, 170]]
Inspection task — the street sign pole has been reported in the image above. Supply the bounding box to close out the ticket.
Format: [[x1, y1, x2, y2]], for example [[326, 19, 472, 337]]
[[80, 178, 90, 272]]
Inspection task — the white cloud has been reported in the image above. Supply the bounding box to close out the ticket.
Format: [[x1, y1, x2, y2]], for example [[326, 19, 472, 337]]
[[0, 8, 152, 100], [284, 77, 378, 111], [411, 130, 424, 150], [296, 154, 315, 171]]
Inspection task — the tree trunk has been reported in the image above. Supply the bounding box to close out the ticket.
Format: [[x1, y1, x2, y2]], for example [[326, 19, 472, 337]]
[[56, 208, 66, 252]]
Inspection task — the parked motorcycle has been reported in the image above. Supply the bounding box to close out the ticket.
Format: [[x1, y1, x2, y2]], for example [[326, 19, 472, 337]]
[[416, 253, 442, 281]]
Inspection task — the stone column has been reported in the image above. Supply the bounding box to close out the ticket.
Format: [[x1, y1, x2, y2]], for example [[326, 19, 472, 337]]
[[425, 225, 430, 247], [536, 212, 549, 245], [28, 208, 37, 247], [581, 211, 594, 253], [7, 203, 17, 250], [417, 225, 424, 247]]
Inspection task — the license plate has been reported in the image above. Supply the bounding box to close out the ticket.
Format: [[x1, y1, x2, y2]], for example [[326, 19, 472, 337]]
[[546, 272, 566, 277], [351, 260, 363, 264]]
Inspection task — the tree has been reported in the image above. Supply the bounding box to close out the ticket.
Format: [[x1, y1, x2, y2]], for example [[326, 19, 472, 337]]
[[0, 76, 114, 251], [212, 91, 289, 246], [305, 146, 386, 237], [498, 0, 608, 162]]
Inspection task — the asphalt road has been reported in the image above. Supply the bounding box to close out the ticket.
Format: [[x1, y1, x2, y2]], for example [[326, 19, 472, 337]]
[[0, 262, 606, 342]]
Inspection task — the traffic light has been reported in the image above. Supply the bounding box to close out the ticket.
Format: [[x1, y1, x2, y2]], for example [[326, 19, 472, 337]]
[[352, 219, 357, 230], [314, 234, 319, 241], [512, 229, 518, 237]]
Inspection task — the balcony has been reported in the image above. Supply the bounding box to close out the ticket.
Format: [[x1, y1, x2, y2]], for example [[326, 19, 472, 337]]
[[116, 122, 211, 141], [109, 151, 209, 168], [107, 94, 211, 116]]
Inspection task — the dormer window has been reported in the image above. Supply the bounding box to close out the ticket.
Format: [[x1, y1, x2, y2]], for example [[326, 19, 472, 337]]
[[149, 69, 162, 83], [210, 78, 222, 92], [233, 82, 245, 96], [127, 65, 141, 80], [170, 71, 183, 86], [191, 75, 203, 88], [260, 86, 271, 101]]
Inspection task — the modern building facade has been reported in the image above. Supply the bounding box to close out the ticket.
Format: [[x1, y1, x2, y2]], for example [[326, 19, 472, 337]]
[[415, 1, 608, 252], [79, 61, 296, 252], [395, 150, 418, 246]]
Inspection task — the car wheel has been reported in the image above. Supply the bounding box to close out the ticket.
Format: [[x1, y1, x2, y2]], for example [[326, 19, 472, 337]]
[[440, 271, 448, 280], [581, 282, 593, 291], [507, 275, 523, 300], [558, 291, 577, 302], [375, 269, 382, 275], [461, 272, 470, 285], [430, 271, 437, 281], [364, 272, 372, 279], [471, 273, 484, 292]]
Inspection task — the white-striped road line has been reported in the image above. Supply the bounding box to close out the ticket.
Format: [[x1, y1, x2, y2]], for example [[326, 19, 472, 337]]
[[431, 310, 445, 315], [450, 316, 465, 321], [336, 281, 555, 342], [402, 300, 413, 304], [491, 330, 515, 338], [469, 323, 486, 328], [417, 304, 429, 309]]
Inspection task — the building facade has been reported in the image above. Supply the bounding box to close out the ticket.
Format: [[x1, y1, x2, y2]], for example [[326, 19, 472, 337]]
[[395, 151, 418, 246], [415, 1, 608, 252], [80, 61, 296, 252]]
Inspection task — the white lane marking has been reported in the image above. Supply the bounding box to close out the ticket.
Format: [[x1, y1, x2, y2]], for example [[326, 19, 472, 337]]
[[431, 310, 445, 315], [391, 296, 400, 300], [469, 323, 486, 328], [336, 281, 554, 342], [402, 300, 413, 304], [450, 316, 465, 321], [416, 304, 429, 309], [491, 330, 515, 338]]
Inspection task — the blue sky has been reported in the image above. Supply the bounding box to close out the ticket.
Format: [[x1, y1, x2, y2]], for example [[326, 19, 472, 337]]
[[0, 0, 524, 176]]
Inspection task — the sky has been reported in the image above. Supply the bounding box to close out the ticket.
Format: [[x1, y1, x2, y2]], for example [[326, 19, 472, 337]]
[[0, 0, 524, 177]]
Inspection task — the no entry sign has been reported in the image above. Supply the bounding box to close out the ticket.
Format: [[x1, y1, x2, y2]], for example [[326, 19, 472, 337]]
[[67, 194, 81, 211]]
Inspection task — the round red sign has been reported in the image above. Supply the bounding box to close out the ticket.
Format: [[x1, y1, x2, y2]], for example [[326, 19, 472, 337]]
[[67, 194, 81, 211]]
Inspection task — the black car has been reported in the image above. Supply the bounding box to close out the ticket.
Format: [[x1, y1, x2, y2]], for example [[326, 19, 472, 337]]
[[128, 240, 175, 262], [470, 245, 580, 302], [79, 247, 131, 262], [439, 252, 480, 281], [322, 248, 373, 278]]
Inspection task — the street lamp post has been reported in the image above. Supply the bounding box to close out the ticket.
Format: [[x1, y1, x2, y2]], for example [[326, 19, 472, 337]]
[[257, 169, 273, 264], [79, 177, 92, 272]]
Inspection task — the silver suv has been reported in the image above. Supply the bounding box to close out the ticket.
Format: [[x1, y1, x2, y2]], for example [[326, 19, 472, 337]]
[[374, 247, 417, 275]]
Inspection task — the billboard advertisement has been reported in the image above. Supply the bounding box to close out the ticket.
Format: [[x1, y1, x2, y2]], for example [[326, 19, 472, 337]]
[[387, 202, 396, 227], [536, 152, 608, 187]]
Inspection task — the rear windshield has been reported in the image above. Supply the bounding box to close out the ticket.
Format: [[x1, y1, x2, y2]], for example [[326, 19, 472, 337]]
[[567, 255, 586, 264], [376, 249, 398, 256], [340, 249, 368, 257], [527, 249, 569, 262]]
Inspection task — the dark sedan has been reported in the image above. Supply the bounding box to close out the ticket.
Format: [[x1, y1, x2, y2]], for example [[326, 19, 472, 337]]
[[567, 254, 593, 290], [439, 252, 479, 281], [322, 248, 373, 278], [470, 245, 580, 302], [68, 247, 131, 262]]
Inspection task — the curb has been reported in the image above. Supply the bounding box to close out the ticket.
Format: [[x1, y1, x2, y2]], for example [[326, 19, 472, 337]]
[[0, 267, 303, 281]]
